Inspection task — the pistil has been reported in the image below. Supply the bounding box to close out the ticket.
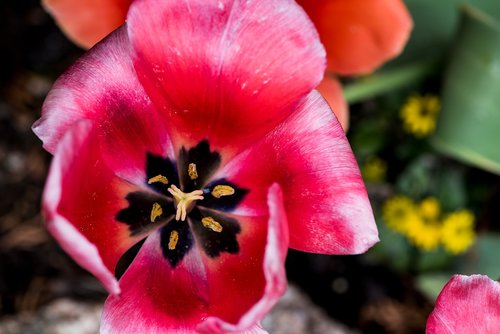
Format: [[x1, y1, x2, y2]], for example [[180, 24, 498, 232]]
[[167, 184, 204, 221]]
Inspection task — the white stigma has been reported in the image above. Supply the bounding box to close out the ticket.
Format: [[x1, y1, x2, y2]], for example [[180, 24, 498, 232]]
[[167, 184, 204, 221]]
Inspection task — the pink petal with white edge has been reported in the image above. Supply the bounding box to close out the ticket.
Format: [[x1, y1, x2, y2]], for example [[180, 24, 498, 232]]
[[198, 184, 288, 333], [218, 91, 378, 255], [426, 274, 500, 334], [127, 0, 325, 156], [43, 121, 135, 294], [101, 184, 289, 333], [32, 26, 171, 184]]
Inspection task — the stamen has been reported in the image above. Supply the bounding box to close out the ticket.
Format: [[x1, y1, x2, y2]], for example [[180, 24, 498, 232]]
[[211, 185, 235, 198], [167, 185, 204, 221], [188, 163, 198, 180], [150, 202, 163, 222], [201, 217, 223, 232], [148, 175, 169, 185], [168, 230, 179, 250]]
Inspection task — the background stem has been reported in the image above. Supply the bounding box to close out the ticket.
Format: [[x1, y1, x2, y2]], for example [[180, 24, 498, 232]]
[[343, 61, 437, 104]]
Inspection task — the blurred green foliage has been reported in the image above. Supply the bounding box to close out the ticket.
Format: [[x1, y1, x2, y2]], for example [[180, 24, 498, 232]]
[[348, 0, 500, 302]]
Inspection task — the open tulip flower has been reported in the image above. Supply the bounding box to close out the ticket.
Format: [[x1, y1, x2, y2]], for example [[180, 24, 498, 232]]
[[427, 275, 500, 334], [34, 0, 378, 332]]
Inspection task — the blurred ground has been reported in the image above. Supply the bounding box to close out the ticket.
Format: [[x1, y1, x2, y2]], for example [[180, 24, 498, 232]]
[[0, 286, 357, 334], [0, 0, 97, 319], [0, 1, 432, 333]]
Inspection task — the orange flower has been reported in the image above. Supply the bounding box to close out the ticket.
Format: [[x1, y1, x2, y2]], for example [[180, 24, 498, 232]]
[[298, 0, 413, 130], [43, 0, 132, 49]]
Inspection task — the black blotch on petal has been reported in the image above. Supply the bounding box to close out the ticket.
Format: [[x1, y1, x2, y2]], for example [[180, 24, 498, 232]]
[[160, 219, 194, 268], [145, 153, 179, 194], [178, 140, 221, 192], [199, 178, 248, 212], [114, 238, 146, 280], [116, 191, 174, 236], [190, 208, 240, 258]]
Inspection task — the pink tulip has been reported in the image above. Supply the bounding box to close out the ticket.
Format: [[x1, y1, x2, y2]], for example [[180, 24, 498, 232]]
[[34, 0, 378, 332], [427, 275, 500, 334]]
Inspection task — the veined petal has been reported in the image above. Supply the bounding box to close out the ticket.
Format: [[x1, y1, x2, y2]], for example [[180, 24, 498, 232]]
[[43, 121, 143, 294], [101, 231, 209, 334], [198, 184, 288, 332], [42, 0, 132, 49], [317, 76, 349, 132], [101, 185, 288, 333], [298, 0, 412, 75], [426, 275, 500, 334], [219, 91, 378, 254], [32, 27, 172, 184], [127, 0, 326, 156]]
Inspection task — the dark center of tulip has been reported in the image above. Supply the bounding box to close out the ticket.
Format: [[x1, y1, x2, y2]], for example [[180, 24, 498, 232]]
[[115, 140, 247, 273]]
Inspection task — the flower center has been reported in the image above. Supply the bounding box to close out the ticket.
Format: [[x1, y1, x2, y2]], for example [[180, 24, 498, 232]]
[[167, 184, 204, 221], [116, 141, 248, 268]]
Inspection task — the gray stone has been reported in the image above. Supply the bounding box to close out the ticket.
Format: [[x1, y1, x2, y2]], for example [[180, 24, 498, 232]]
[[0, 285, 357, 334]]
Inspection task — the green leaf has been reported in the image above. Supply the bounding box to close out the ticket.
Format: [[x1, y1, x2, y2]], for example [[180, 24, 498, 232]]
[[455, 233, 500, 280], [392, 0, 463, 66], [396, 154, 436, 197], [416, 273, 452, 302], [416, 248, 453, 272], [434, 167, 467, 211], [367, 222, 411, 272], [393, 0, 500, 66], [432, 5, 500, 175], [349, 118, 388, 158]]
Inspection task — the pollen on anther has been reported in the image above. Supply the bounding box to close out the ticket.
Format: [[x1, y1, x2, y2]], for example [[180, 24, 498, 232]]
[[201, 217, 223, 232], [188, 163, 198, 180], [169, 230, 179, 250], [211, 185, 235, 198], [150, 202, 163, 222], [148, 175, 169, 185]]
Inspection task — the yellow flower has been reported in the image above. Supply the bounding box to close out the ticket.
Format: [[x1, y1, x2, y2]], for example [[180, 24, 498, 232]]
[[401, 197, 442, 251], [361, 157, 387, 183], [441, 210, 476, 254], [382, 196, 417, 233], [405, 215, 441, 251], [400, 94, 441, 137], [419, 197, 441, 221]]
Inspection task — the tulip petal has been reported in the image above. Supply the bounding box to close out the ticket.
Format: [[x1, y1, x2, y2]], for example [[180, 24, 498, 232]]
[[220, 91, 378, 254], [317, 76, 349, 132], [42, 0, 132, 49], [42, 121, 144, 294], [33, 27, 172, 184], [298, 0, 412, 75], [101, 184, 288, 333], [127, 0, 325, 155], [426, 274, 500, 334], [198, 183, 288, 332]]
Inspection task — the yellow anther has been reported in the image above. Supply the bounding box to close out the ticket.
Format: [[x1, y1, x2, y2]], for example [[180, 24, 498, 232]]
[[167, 184, 204, 221], [150, 202, 163, 222], [188, 163, 198, 180], [201, 217, 223, 232], [148, 175, 169, 185], [211, 185, 235, 198], [168, 230, 179, 250]]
